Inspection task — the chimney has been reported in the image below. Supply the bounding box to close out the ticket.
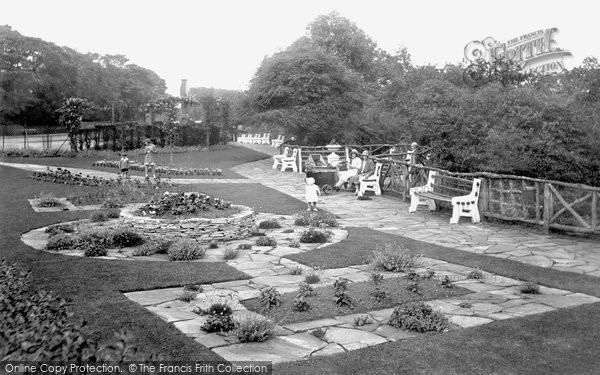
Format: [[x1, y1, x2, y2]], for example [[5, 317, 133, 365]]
[[180, 79, 188, 98]]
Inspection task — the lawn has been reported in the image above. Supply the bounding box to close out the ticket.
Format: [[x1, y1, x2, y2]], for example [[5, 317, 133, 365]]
[[0, 144, 270, 179]]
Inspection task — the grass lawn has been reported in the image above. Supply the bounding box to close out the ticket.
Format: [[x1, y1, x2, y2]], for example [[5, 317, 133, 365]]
[[0, 144, 270, 179], [242, 277, 469, 325]]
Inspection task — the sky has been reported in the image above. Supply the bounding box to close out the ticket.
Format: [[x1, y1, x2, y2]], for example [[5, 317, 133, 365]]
[[2, 0, 598, 96]]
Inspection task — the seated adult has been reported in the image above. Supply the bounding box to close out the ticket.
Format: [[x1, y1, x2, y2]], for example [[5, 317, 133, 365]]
[[335, 149, 361, 190], [348, 150, 375, 195]]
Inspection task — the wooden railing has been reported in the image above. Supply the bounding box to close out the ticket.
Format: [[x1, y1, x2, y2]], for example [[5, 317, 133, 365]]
[[373, 156, 600, 235]]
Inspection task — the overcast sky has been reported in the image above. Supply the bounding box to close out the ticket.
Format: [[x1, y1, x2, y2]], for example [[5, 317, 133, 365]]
[[2, 0, 598, 95]]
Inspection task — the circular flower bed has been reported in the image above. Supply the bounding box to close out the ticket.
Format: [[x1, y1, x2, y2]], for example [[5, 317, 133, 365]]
[[122, 192, 255, 243]]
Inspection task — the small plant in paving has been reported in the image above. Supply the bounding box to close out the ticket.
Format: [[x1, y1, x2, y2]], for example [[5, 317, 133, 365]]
[[223, 248, 239, 260], [237, 243, 252, 250], [35, 192, 62, 207], [299, 228, 330, 243], [439, 275, 454, 288], [406, 281, 420, 294], [353, 315, 373, 327], [258, 219, 282, 229], [520, 281, 541, 294], [334, 278, 353, 308], [289, 266, 303, 275], [255, 236, 277, 247], [467, 268, 484, 280], [371, 272, 384, 285], [292, 295, 310, 312], [458, 302, 473, 308], [405, 269, 419, 281], [208, 241, 219, 249], [46, 234, 75, 251], [288, 240, 300, 248], [297, 282, 315, 297], [89, 211, 109, 223], [370, 288, 389, 304], [294, 211, 338, 227], [304, 273, 320, 284], [177, 290, 197, 302], [105, 209, 121, 219], [388, 301, 449, 333], [281, 228, 294, 234], [235, 315, 274, 343], [258, 287, 282, 311], [183, 284, 203, 293], [368, 244, 422, 272], [311, 327, 326, 339], [201, 303, 236, 333], [424, 269, 436, 279], [167, 239, 205, 261]]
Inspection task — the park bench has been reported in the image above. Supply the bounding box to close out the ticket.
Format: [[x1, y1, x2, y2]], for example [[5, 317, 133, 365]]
[[272, 146, 290, 169], [271, 135, 284, 147], [280, 148, 298, 172], [408, 171, 481, 224], [358, 162, 383, 197], [259, 133, 271, 145]]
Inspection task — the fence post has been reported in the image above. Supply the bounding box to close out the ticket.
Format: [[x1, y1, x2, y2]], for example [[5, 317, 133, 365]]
[[543, 183, 553, 234], [298, 147, 302, 173]]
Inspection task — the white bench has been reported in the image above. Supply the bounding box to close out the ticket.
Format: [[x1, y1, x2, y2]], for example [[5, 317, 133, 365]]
[[273, 147, 290, 169], [358, 162, 383, 197], [409, 171, 481, 224], [280, 148, 298, 172]]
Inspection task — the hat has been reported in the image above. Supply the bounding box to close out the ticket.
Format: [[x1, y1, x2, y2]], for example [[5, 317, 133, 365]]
[[306, 177, 315, 185], [144, 138, 151, 143], [350, 149, 359, 155], [411, 142, 419, 148], [361, 150, 370, 157]]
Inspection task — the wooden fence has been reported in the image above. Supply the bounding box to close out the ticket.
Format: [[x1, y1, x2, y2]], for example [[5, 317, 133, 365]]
[[373, 156, 600, 235]]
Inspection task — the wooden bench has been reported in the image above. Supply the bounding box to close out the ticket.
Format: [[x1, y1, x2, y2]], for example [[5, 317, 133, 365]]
[[409, 171, 481, 224]]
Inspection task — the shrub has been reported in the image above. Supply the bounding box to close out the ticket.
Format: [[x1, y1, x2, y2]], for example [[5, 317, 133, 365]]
[[371, 273, 384, 285], [237, 243, 252, 250], [304, 273, 320, 284], [35, 192, 62, 207], [520, 281, 540, 294], [258, 219, 282, 229], [288, 240, 300, 248], [292, 295, 310, 312], [183, 284, 203, 293], [467, 268, 484, 280], [353, 315, 373, 327], [299, 228, 330, 243], [281, 228, 294, 233], [405, 269, 419, 281], [294, 211, 338, 227], [0, 260, 159, 362], [333, 278, 352, 307], [167, 239, 205, 261], [73, 228, 114, 249], [311, 327, 327, 339], [101, 198, 123, 209], [370, 288, 389, 304], [201, 303, 236, 333], [84, 243, 108, 257], [388, 301, 449, 333], [297, 282, 315, 297], [209, 241, 219, 249], [46, 234, 75, 251], [223, 248, 239, 260], [258, 287, 282, 311], [177, 290, 197, 302], [368, 245, 421, 272], [132, 240, 171, 256], [458, 302, 473, 308], [255, 236, 277, 247], [235, 315, 274, 343], [406, 281, 420, 294], [105, 209, 121, 219], [289, 266, 303, 275], [89, 211, 109, 223], [45, 223, 75, 237], [110, 229, 144, 248], [439, 275, 454, 288]]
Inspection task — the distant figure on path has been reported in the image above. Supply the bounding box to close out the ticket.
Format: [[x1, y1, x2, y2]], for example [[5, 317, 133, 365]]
[[143, 138, 156, 178], [119, 152, 130, 179], [305, 177, 321, 211]]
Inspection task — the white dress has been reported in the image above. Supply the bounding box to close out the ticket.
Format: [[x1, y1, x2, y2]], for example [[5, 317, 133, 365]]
[[337, 157, 362, 184], [305, 184, 320, 203]]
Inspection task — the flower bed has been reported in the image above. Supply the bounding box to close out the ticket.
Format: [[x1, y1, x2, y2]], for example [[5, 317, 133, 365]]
[[29, 167, 172, 187], [138, 192, 232, 217], [92, 160, 222, 176]]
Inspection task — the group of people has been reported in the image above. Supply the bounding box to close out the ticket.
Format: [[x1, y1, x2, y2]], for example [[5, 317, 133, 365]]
[[116, 138, 157, 179]]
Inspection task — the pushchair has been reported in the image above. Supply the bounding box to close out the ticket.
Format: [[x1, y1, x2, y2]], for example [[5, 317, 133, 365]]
[[304, 154, 338, 195]]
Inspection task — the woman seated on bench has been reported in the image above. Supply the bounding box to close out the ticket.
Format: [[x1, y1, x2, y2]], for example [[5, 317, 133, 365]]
[[348, 150, 375, 196], [334, 149, 361, 191]]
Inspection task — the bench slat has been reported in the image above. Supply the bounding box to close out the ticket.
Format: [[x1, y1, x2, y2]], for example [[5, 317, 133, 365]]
[[433, 174, 473, 185], [418, 192, 453, 202], [431, 183, 471, 195]]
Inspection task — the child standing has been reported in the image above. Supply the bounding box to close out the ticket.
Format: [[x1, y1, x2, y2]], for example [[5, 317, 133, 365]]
[[305, 177, 320, 211], [119, 153, 130, 179], [143, 138, 156, 178]]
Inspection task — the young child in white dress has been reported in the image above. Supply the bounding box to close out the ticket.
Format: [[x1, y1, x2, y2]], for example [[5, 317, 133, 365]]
[[305, 177, 321, 211]]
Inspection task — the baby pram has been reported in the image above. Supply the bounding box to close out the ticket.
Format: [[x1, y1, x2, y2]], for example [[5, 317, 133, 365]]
[[305, 154, 338, 195]]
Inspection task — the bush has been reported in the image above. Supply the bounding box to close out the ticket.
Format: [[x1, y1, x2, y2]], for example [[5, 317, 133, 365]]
[[73, 228, 114, 249], [167, 239, 205, 261], [223, 248, 239, 260], [292, 295, 310, 312], [520, 281, 540, 294], [237, 243, 252, 250], [235, 315, 274, 343], [105, 209, 121, 219], [209, 241, 219, 249], [353, 315, 373, 327], [299, 228, 330, 243], [0, 260, 159, 361], [368, 245, 421, 272], [183, 284, 203, 293], [297, 282, 315, 297], [35, 192, 62, 207], [201, 303, 236, 333], [288, 240, 300, 248], [467, 268, 484, 280], [258, 287, 282, 311], [89, 211, 109, 222], [46, 233, 75, 251], [132, 239, 171, 256], [101, 198, 123, 209], [84, 244, 108, 257], [258, 219, 282, 229], [282, 228, 294, 233], [45, 223, 75, 237], [177, 290, 197, 302], [111, 229, 144, 248], [311, 328, 326, 339], [388, 301, 449, 333], [439, 275, 454, 288], [294, 211, 338, 227], [304, 273, 320, 284], [255, 236, 277, 247], [289, 266, 303, 275]]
